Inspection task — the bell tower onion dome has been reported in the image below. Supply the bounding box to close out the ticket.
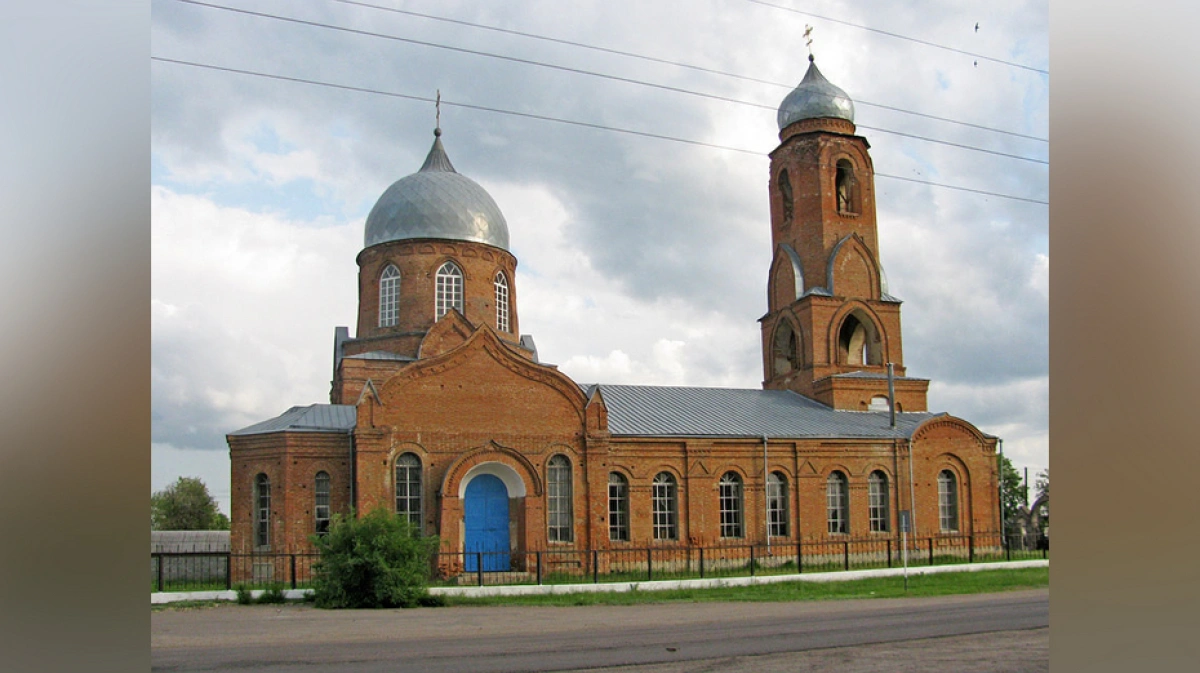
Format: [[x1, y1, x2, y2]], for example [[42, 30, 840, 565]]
[[777, 56, 855, 130], [363, 128, 510, 250]]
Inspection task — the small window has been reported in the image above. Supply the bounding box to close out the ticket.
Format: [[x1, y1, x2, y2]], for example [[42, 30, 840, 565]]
[[395, 453, 422, 530], [719, 472, 744, 539], [255, 473, 270, 549], [494, 271, 510, 333], [767, 471, 789, 538], [868, 471, 889, 532], [548, 455, 573, 543], [836, 159, 858, 214], [435, 261, 463, 319], [379, 265, 400, 327], [779, 168, 794, 224], [608, 473, 629, 542], [868, 395, 890, 412], [772, 321, 801, 377], [938, 470, 959, 532], [314, 471, 331, 536], [652, 472, 679, 541], [827, 471, 848, 534]]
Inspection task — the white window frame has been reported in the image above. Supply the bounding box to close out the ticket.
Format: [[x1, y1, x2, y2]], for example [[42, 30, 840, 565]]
[[435, 261, 463, 319], [868, 471, 889, 532], [494, 271, 510, 333], [607, 473, 629, 542], [255, 473, 270, 549], [719, 472, 743, 539], [314, 471, 331, 536], [547, 455, 573, 543], [379, 264, 400, 327], [938, 470, 959, 532], [652, 472, 678, 541], [827, 471, 848, 534], [767, 471, 788, 538], [395, 453, 422, 530]]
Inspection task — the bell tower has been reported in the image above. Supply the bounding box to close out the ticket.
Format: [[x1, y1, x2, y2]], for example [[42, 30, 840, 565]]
[[761, 56, 928, 412]]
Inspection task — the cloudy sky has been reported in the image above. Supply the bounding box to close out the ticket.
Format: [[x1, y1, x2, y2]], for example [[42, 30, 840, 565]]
[[151, 0, 1048, 515]]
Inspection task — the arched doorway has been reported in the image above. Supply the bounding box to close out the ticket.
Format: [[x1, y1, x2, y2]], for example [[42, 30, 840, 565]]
[[464, 474, 510, 571]]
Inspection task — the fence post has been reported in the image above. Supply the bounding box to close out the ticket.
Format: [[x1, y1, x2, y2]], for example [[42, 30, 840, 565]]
[[536, 551, 542, 585], [750, 545, 756, 577], [699, 547, 705, 579], [594, 550, 600, 584], [887, 539, 893, 568], [1006, 534, 1012, 561], [646, 548, 652, 581], [928, 538, 934, 566], [225, 554, 232, 590], [844, 541, 850, 571], [797, 541, 803, 574], [290, 555, 297, 589], [155, 553, 164, 592], [969, 534, 975, 564], [477, 553, 484, 587]]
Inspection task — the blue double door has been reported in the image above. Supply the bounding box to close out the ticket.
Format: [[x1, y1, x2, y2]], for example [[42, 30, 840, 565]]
[[464, 474, 510, 572]]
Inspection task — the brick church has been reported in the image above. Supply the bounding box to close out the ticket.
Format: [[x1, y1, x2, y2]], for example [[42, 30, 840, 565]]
[[228, 57, 1001, 564]]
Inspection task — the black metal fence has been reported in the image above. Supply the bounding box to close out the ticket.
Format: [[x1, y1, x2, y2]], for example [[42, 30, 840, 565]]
[[151, 532, 1046, 593]]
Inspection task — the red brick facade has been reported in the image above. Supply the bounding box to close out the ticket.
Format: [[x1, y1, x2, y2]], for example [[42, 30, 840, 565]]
[[229, 107, 999, 561]]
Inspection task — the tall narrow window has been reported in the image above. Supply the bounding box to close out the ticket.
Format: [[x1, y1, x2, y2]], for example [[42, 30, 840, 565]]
[[767, 471, 789, 537], [868, 471, 889, 532], [827, 471, 848, 534], [938, 470, 959, 532], [608, 473, 629, 542], [547, 455, 573, 542], [435, 261, 463, 319], [314, 471, 331, 536], [719, 472, 743, 539], [836, 159, 858, 214], [779, 168, 794, 224], [494, 271, 510, 333], [378, 264, 400, 327], [254, 473, 270, 549], [395, 453, 422, 529], [652, 472, 678, 541]]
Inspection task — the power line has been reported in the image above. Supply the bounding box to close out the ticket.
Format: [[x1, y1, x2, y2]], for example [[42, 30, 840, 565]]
[[326, 0, 1047, 143], [166, 0, 1047, 165], [744, 0, 1049, 75], [151, 56, 1048, 205]]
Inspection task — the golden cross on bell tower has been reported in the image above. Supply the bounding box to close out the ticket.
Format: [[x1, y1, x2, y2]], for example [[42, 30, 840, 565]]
[[804, 24, 814, 60]]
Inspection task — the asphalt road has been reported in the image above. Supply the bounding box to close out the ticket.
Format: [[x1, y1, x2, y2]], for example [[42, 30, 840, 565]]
[[151, 588, 1049, 673]]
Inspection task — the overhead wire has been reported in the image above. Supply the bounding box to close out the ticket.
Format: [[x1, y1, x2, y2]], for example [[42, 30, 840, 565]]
[[151, 56, 1048, 205], [744, 0, 1050, 75], [325, 0, 1047, 143], [166, 0, 1048, 165]]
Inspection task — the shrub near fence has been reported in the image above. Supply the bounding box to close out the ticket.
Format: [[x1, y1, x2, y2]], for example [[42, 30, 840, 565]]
[[151, 532, 1045, 593]]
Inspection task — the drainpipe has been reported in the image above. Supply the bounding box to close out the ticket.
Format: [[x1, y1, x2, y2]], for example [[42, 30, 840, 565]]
[[763, 434, 770, 554]]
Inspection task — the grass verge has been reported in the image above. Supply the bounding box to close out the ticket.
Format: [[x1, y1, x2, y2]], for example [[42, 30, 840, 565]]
[[441, 567, 1048, 607]]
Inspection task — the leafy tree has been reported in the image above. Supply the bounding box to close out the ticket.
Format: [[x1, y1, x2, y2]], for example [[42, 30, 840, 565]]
[[311, 507, 441, 609], [151, 476, 230, 530], [998, 456, 1026, 535], [1035, 468, 1049, 501]]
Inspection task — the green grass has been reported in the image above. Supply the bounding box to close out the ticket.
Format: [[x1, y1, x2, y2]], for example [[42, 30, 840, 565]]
[[441, 567, 1048, 607]]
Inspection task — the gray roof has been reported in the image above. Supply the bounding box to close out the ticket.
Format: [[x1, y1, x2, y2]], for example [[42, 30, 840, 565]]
[[345, 350, 417, 361], [229, 404, 356, 436], [828, 371, 928, 381], [594, 384, 937, 439], [363, 130, 510, 250], [778, 58, 855, 129], [151, 530, 230, 553]]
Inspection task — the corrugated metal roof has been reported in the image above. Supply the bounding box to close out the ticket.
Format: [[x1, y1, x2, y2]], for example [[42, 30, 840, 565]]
[[229, 404, 356, 436], [346, 350, 416, 361], [151, 530, 230, 553], [596, 385, 938, 439]]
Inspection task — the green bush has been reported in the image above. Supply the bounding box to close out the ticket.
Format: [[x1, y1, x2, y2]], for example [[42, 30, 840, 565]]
[[258, 583, 287, 604], [310, 508, 440, 609], [234, 584, 252, 605]]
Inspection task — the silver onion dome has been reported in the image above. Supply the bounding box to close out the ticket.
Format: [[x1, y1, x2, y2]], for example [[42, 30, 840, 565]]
[[364, 129, 510, 250], [777, 57, 855, 130]]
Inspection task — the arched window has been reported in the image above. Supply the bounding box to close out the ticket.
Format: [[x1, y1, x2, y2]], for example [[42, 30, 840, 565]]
[[607, 473, 629, 542], [767, 471, 789, 537], [435, 261, 463, 319], [827, 471, 848, 534], [938, 470, 959, 532], [868, 471, 889, 532], [254, 473, 270, 549], [779, 168, 794, 224], [378, 265, 400, 327], [395, 453, 422, 529], [547, 455, 573, 542], [494, 271, 510, 333], [838, 312, 879, 366], [772, 321, 801, 376], [652, 472, 679, 541], [314, 471, 331, 536], [836, 159, 858, 214], [719, 472, 744, 539]]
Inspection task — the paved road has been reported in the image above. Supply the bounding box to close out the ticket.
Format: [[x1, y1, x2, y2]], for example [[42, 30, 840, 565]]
[[151, 589, 1048, 672]]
